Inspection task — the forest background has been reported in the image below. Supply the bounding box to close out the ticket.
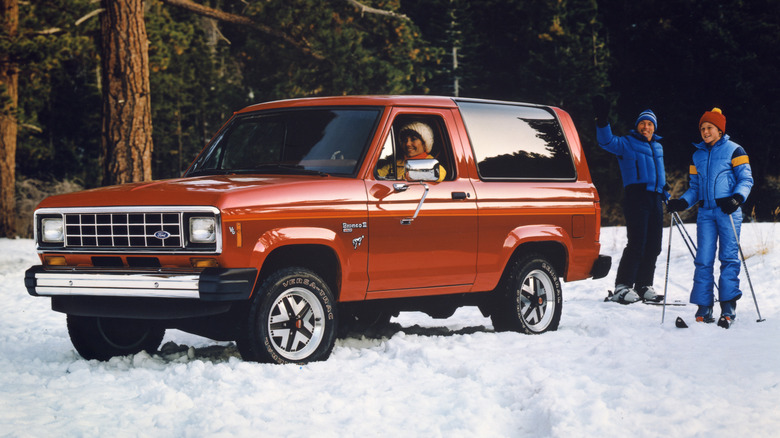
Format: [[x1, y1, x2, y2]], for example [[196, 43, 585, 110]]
[[2, 0, 779, 238]]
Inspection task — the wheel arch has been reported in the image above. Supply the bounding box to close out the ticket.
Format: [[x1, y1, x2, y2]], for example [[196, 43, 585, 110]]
[[256, 244, 341, 300], [502, 225, 571, 281], [508, 241, 568, 280], [249, 227, 344, 300]]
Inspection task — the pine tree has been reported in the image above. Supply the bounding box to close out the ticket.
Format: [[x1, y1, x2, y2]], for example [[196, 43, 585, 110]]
[[14, 0, 100, 185], [0, 0, 19, 236], [1, 0, 98, 236], [100, 0, 154, 185]]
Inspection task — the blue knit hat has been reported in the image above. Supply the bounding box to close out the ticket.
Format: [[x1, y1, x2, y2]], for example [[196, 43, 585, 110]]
[[636, 109, 657, 129]]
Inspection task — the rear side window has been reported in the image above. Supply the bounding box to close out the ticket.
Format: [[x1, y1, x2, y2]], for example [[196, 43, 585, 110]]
[[457, 101, 576, 180]]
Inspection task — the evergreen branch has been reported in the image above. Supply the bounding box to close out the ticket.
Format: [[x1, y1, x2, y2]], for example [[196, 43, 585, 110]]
[[75, 8, 104, 26], [344, 0, 409, 20], [159, 0, 326, 61], [35, 28, 62, 35], [20, 123, 43, 133]]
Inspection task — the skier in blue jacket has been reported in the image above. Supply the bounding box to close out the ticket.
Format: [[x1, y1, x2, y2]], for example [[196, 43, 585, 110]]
[[666, 108, 753, 327], [594, 96, 666, 304]]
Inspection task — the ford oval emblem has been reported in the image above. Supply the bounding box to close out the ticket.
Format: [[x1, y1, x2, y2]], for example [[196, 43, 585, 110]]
[[154, 230, 171, 240]]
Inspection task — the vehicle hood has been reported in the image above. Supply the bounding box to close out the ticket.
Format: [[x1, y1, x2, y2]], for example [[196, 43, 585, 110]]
[[36, 175, 364, 210]]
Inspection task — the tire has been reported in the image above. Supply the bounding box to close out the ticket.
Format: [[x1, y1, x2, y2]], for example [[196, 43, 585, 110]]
[[67, 315, 165, 361], [237, 267, 337, 364], [491, 254, 562, 334]]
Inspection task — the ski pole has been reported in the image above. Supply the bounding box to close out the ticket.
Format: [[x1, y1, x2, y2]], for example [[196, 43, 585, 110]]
[[728, 214, 765, 322], [673, 211, 697, 252], [661, 214, 673, 324], [671, 213, 696, 260], [663, 200, 697, 260]]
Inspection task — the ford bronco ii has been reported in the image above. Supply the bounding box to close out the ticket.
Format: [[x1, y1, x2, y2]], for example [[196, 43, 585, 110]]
[[26, 96, 610, 364]]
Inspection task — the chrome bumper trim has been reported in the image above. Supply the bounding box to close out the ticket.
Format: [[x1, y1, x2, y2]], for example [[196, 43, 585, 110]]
[[33, 272, 200, 299]]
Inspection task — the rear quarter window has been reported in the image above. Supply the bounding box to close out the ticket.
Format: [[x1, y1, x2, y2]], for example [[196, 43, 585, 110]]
[[457, 101, 576, 180]]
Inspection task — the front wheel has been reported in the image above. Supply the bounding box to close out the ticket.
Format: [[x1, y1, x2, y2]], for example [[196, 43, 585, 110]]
[[237, 267, 337, 364], [491, 254, 562, 334], [67, 315, 165, 361]]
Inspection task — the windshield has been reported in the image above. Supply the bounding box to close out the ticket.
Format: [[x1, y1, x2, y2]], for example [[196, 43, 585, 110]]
[[187, 107, 382, 177]]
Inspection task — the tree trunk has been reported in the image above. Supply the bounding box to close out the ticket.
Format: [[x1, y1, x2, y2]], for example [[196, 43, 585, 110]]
[[0, 0, 19, 237], [100, 0, 153, 186]]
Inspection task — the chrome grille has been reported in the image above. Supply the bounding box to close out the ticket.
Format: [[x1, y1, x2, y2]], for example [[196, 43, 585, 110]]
[[64, 212, 183, 248]]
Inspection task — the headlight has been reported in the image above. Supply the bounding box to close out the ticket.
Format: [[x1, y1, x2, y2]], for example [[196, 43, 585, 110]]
[[189, 217, 216, 243], [41, 218, 64, 243]]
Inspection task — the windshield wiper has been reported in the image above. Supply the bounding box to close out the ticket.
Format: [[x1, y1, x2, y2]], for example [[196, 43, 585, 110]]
[[188, 164, 329, 177], [186, 169, 231, 177], [247, 164, 329, 177]]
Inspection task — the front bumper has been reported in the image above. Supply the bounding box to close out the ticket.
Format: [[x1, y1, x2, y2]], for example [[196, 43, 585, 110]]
[[25, 266, 258, 301]]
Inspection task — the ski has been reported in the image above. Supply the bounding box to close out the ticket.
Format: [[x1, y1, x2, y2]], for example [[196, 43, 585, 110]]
[[604, 289, 675, 305], [645, 300, 686, 306], [672, 315, 739, 329]]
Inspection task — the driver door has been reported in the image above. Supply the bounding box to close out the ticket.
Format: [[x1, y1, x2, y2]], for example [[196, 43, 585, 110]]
[[366, 109, 478, 295]]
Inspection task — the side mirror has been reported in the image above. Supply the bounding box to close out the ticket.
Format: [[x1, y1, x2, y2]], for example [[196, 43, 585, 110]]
[[404, 159, 440, 182]]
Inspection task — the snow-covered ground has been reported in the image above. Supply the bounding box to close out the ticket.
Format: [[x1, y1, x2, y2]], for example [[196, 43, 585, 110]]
[[1, 223, 779, 437]]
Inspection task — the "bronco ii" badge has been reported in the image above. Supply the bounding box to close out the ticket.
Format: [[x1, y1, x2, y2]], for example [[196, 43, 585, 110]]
[[342, 222, 367, 233]]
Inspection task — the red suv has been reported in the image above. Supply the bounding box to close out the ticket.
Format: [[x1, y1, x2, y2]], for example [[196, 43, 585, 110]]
[[26, 96, 610, 363]]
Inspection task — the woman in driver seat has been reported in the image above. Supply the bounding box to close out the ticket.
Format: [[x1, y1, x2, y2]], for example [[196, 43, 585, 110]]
[[377, 121, 446, 182]]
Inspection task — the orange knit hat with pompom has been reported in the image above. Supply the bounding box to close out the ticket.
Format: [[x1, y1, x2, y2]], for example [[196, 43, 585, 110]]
[[699, 107, 726, 133]]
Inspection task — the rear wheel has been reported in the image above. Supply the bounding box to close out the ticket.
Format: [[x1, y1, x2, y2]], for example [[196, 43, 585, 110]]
[[238, 267, 337, 364], [491, 254, 562, 334], [67, 315, 165, 361]]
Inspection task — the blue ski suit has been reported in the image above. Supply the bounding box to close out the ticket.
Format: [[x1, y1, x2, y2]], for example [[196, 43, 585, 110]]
[[597, 125, 666, 290], [679, 134, 753, 306]]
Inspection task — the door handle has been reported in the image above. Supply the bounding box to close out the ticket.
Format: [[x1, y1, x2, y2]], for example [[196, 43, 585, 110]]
[[451, 192, 470, 200]]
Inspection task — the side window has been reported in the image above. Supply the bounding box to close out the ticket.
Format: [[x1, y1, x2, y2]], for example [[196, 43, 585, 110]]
[[458, 101, 576, 180], [374, 115, 454, 181]]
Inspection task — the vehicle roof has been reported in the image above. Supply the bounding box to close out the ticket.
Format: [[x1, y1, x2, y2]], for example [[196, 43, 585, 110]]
[[236, 95, 458, 114], [235, 95, 551, 114]]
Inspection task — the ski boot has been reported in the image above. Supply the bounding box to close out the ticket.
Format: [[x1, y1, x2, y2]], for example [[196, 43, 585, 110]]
[[637, 285, 663, 303], [606, 284, 641, 304], [695, 305, 715, 323], [717, 315, 733, 329], [718, 298, 737, 329]]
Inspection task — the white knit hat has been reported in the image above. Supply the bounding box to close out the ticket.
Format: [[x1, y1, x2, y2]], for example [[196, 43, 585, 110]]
[[399, 122, 434, 153]]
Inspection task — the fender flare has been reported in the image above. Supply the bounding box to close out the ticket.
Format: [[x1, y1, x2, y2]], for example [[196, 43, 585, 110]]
[[501, 224, 572, 277], [249, 227, 340, 269]]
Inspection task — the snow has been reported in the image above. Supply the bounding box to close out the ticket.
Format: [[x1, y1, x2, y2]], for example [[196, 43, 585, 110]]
[[2, 223, 780, 437]]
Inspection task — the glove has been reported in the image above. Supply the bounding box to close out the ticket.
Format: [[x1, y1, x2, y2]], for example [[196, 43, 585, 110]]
[[666, 198, 688, 213], [592, 95, 609, 128], [715, 194, 743, 215]]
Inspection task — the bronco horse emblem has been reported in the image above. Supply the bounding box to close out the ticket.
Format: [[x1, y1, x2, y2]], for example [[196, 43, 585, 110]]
[[352, 235, 364, 250]]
